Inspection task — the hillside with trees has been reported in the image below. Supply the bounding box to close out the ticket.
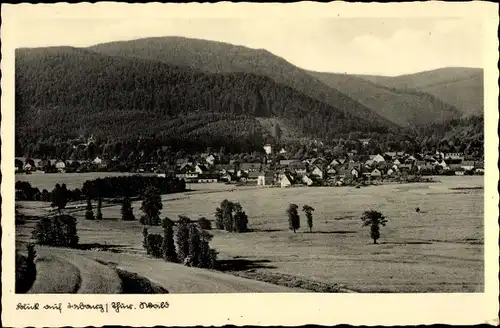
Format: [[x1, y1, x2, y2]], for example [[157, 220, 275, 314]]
[[356, 67, 484, 116], [307, 70, 463, 126], [87, 36, 398, 129], [15, 46, 394, 157]]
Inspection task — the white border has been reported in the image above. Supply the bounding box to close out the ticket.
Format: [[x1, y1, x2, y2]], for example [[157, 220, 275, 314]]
[[2, 2, 499, 326]]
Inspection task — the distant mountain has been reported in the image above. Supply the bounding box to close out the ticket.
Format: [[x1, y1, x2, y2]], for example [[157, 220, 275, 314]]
[[15, 46, 391, 153], [88, 36, 398, 129], [357, 67, 483, 116], [307, 70, 462, 127]]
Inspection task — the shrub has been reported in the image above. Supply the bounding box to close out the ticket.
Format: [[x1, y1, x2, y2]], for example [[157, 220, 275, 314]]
[[197, 217, 212, 230], [146, 234, 164, 258]]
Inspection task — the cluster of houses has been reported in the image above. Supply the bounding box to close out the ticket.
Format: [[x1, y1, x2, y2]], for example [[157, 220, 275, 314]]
[[166, 151, 484, 188], [15, 156, 109, 173], [15, 150, 484, 188]]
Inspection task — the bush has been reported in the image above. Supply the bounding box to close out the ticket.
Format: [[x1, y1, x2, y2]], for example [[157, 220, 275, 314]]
[[197, 217, 212, 230], [146, 234, 164, 258], [32, 215, 79, 247]]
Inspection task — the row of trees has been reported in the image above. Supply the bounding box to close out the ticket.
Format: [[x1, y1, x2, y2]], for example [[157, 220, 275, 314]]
[[82, 175, 186, 200], [142, 216, 217, 269], [32, 214, 79, 247], [286, 204, 315, 233], [285, 204, 388, 244]]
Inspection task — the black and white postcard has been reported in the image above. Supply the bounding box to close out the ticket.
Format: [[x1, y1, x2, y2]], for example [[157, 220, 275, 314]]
[[2, 2, 499, 327]]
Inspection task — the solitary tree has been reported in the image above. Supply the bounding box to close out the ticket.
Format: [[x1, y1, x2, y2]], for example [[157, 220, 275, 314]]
[[302, 205, 315, 232], [142, 227, 149, 254], [175, 216, 191, 262], [286, 204, 300, 233], [121, 196, 135, 221], [214, 206, 225, 230], [360, 210, 388, 244], [140, 185, 163, 225], [221, 199, 235, 232], [51, 183, 68, 213], [233, 202, 249, 233], [96, 197, 103, 220], [85, 196, 94, 220], [161, 217, 177, 262], [188, 223, 202, 267]]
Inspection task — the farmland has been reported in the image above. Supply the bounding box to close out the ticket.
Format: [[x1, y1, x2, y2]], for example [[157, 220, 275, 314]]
[[16, 175, 484, 293]]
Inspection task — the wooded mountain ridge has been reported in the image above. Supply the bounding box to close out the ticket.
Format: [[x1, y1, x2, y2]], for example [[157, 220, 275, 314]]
[[15, 37, 484, 158]]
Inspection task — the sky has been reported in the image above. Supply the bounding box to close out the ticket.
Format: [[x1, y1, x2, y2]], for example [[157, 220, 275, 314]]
[[12, 16, 483, 76]]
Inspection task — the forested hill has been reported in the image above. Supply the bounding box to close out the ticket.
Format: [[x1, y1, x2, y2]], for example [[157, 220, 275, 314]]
[[15, 46, 393, 153], [307, 70, 463, 127], [357, 67, 484, 116], [88, 36, 398, 129]]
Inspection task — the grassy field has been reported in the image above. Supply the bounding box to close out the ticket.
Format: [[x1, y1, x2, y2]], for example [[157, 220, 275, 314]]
[[15, 172, 149, 191], [16, 175, 484, 293]]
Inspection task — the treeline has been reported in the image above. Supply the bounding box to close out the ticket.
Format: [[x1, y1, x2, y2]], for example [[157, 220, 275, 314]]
[[142, 216, 217, 269], [82, 175, 186, 199], [15, 175, 186, 203]]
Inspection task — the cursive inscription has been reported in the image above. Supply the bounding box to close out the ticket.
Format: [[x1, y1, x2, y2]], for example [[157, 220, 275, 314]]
[[16, 301, 170, 314]]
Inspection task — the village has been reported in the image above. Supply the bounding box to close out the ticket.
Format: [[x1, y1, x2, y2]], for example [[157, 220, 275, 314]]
[[15, 142, 484, 188]]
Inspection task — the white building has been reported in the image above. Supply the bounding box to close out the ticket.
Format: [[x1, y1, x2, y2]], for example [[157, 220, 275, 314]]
[[263, 144, 272, 155]]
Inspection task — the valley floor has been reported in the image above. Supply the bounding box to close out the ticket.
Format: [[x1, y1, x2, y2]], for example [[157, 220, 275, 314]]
[[15, 176, 484, 293]]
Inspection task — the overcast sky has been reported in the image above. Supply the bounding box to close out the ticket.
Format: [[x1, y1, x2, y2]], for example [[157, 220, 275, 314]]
[[13, 16, 483, 76]]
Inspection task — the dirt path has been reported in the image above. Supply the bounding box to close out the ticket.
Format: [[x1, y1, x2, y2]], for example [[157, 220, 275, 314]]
[[28, 246, 303, 294]]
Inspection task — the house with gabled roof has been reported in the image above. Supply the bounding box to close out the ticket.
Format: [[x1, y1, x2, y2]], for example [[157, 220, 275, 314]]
[[369, 154, 386, 163], [370, 168, 382, 178], [310, 165, 324, 179], [326, 166, 337, 176], [179, 162, 194, 173], [195, 164, 209, 174], [328, 159, 340, 167], [280, 173, 294, 188]]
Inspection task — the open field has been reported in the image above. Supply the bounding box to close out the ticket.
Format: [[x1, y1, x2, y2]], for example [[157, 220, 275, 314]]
[[16, 175, 484, 293], [15, 172, 150, 191]]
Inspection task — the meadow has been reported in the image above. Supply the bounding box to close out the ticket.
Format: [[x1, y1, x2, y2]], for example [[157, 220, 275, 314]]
[[16, 175, 484, 293]]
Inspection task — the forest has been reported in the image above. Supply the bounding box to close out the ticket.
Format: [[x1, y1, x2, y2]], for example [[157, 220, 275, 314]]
[[14, 47, 483, 160]]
